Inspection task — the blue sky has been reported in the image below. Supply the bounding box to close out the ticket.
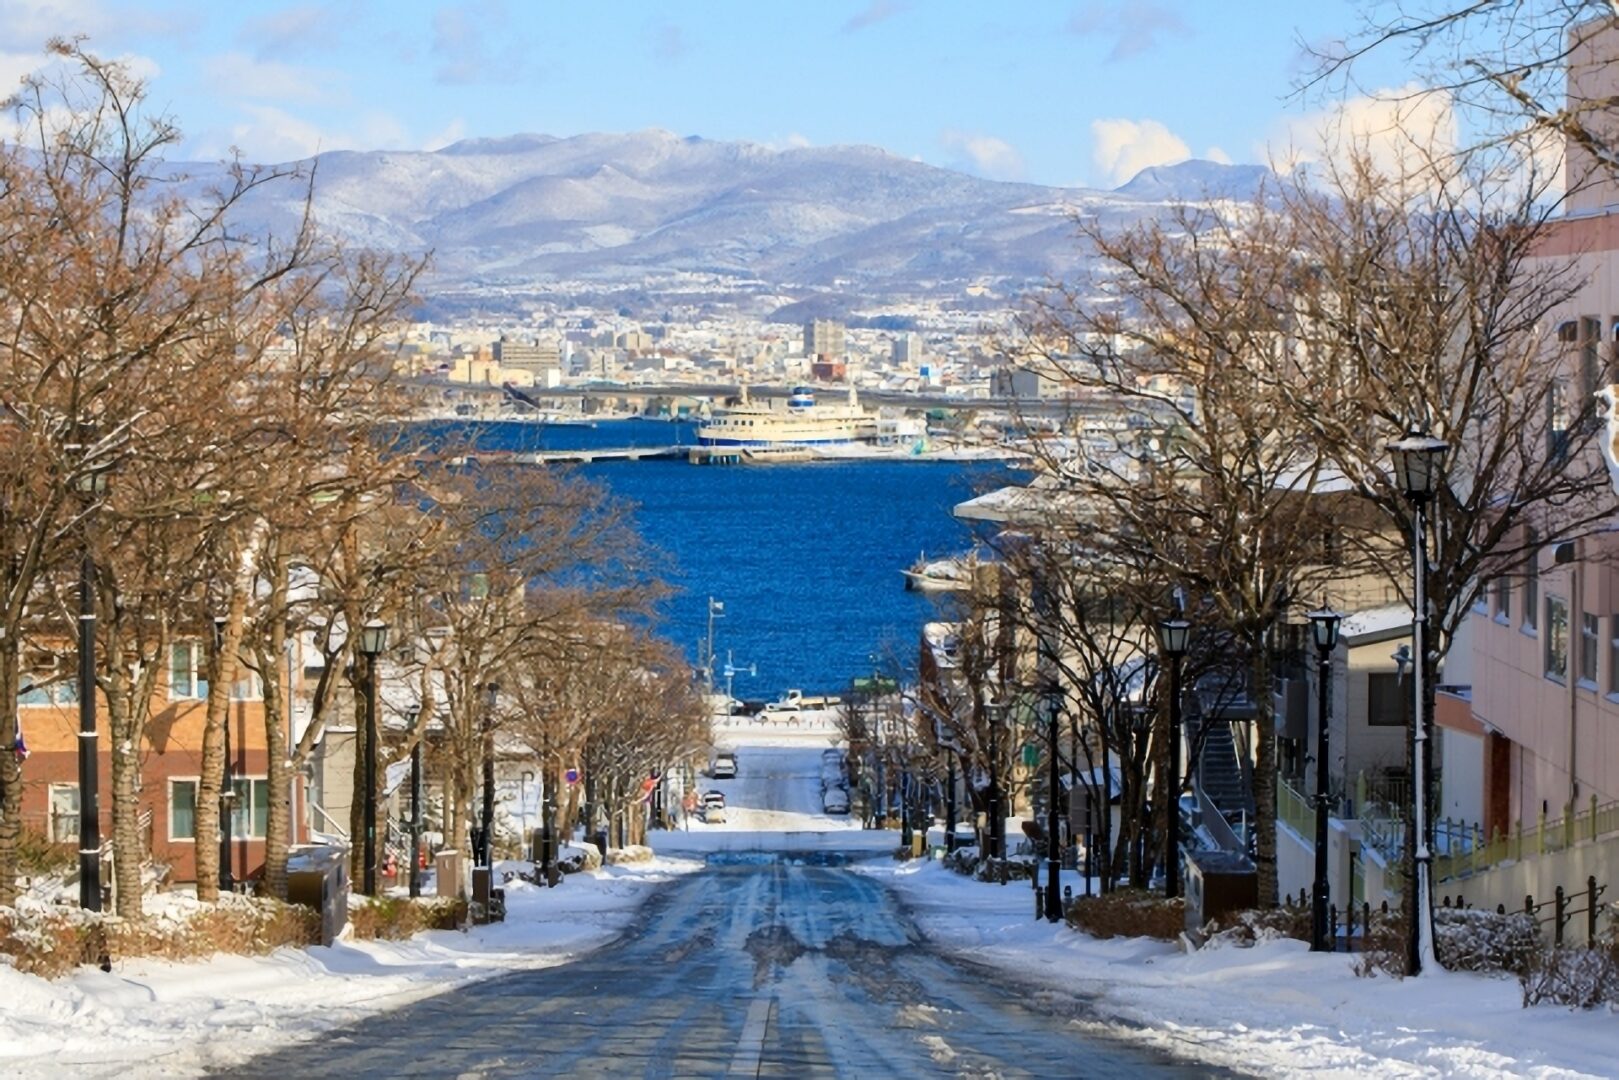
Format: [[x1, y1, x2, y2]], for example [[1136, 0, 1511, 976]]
[[0, 1, 1416, 188]]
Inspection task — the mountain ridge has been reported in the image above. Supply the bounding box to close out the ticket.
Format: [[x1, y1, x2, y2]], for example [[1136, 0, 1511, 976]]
[[174, 132, 1271, 314]]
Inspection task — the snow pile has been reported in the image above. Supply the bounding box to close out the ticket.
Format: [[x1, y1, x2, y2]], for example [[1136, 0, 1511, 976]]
[[860, 858, 1619, 1078], [0, 855, 700, 1078]]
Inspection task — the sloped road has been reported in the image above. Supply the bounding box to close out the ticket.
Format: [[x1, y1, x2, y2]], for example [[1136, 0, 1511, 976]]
[[212, 854, 1223, 1078]]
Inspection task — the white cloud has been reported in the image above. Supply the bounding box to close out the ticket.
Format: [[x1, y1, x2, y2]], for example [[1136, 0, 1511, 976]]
[[784, 132, 811, 149], [1204, 145, 1232, 165], [228, 104, 329, 162], [939, 129, 1024, 181], [1090, 117, 1190, 186], [1264, 83, 1455, 180], [202, 52, 332, 105]]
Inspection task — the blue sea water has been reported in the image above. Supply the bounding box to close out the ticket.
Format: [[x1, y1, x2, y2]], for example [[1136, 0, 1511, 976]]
[[431, 418, 1002, 698]]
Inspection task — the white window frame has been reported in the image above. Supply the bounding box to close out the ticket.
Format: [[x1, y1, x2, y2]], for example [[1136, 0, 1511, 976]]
[[1581, 612, 1600, 688], [1545, 595, 1569, 682], [170, 775, 270, 841], [170, 640, 262, 701], [169, 776, 199, 841], [47, 783, 78, 844]]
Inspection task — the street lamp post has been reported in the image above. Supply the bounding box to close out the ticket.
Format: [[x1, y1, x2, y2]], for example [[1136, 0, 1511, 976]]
[[482, 683, 498, 869], [356, 619, 389, 897], [985, 701, 1006, 860], [1043, 689, 1063, 922], [407, 708, 422, 899], [1156, 614, 1191, 900], [1387, 431, 1448, 976], [71, 461, 112, 912], [1306, 604, 1342, 953], [213, 615, 233, 894]]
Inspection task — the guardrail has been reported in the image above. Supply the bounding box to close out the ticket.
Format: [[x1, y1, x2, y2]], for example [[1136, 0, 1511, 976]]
[[1435, 794, 1619, 881]]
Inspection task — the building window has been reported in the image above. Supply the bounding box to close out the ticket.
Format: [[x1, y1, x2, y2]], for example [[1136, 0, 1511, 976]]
[[1494, 574, 1511, 621], [48, 783, 78, 843], [170, 777, 270, 840], [170, 641, 260, 701], [170, 642, 208, 700], [1367, 672, 1412, 727], [18, 676, 77, 707], [1546, 596, 1569, 680], [1611, 616, 1619, 696], [229, 777, 271, 839], [169, 779, 197, 840], [1582, 612, 1600, 685], [1525, 529, 1539, 631]]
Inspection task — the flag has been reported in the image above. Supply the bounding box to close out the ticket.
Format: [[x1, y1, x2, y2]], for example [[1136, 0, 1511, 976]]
[[12, 718, 28, 762]]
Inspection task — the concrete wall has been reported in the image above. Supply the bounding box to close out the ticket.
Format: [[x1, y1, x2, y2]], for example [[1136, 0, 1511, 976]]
[[1437, 834, 1619, 944]]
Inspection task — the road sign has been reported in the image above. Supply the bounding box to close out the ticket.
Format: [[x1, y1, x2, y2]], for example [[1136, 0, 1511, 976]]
[[565, 768, 580, 785], [1021, 743, 1039, 768]]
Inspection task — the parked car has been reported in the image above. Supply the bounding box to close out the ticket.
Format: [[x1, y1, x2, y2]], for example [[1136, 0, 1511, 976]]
[[703, 790, 727, 823], [822, 787, 850, 815], [711, 752, 737, 779]]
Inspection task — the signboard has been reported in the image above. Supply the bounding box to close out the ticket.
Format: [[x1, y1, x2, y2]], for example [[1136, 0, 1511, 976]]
[[564, 768, 580, 785], [1021, 743, 1040, 768]]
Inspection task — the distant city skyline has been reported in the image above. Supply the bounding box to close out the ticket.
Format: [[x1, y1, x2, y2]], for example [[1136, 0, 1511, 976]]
[[0, 1, 1418, 189]]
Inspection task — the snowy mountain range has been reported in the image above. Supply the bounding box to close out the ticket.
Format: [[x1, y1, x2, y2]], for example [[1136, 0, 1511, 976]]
[[180, 130, 1274, 314]]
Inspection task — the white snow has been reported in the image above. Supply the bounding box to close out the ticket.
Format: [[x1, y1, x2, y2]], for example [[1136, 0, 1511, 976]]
[[8, 714, 1619, 1078], [0, 855, 700, 1078], [858, 856, 1619, 1078]]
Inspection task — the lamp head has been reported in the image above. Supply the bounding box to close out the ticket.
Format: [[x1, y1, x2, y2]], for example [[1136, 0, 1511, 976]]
[[1157, 616, 1191, 658], [1386, 431, 1449, 503], [357, 618, 389, 657], [1306, 604, 1343, 653]]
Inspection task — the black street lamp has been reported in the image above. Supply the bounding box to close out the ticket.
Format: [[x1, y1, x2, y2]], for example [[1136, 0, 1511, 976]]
[[480, 683, 498, 869], [406, 708, 422, 899], [1306, 603, 1342, 953], [985, 701, 1006, 860], [71, 460, 112, 912], [213, 615, 233, 894], [1156, 614, 1191, 900], [356, 618, 389, 896], [1042, 688, 1063, 922], [1387, 431, 1447, 976]]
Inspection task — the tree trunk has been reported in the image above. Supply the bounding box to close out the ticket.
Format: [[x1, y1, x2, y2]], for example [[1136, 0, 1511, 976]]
[[348, 667, 366, 886], [260, 544, 292, 900], [199, 533, 262, 903], [105, 680, 143, 918], [0, 641, 21, 905]]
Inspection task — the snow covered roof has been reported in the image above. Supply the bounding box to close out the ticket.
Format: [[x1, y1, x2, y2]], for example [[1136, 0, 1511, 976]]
[[1338, 603, 1413, 643]]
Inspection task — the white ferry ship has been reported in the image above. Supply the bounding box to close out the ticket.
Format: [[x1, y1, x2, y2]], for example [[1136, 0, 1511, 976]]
[[696, 385, 877, 446]]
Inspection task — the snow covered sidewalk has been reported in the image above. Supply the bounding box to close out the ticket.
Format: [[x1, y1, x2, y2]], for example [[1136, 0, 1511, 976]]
[[860, 858, 1619, 1078], [0, 855, 701, 1078]]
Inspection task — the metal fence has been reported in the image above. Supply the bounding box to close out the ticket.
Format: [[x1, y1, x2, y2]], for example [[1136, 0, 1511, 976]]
[[1434, 795, 1619, 882]]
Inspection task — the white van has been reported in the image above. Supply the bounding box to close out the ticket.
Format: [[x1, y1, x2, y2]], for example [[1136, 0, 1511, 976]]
[[711, 752, 737, 779]]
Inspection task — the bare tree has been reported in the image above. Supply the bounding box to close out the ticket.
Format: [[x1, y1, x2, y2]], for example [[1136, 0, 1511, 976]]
[[1017, 193, 1345, 906]]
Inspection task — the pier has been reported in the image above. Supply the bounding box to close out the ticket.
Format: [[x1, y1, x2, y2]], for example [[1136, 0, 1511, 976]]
[[455, 446, 687, 465]]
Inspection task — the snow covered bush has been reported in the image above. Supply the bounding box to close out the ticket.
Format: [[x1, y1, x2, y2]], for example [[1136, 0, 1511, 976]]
[[0, 894, 321, 978], [348, 895, 466, 940], [604, 845, 655, 865], [973, 856, 1035, 884], [1202, 906, 1310, 948], [1434, 907, 1540, 975], [943, 846, 979, 877], [559, 843, 602, 873], [1520, 944, 1619, 1008], [1066, 889, 1184, 941]]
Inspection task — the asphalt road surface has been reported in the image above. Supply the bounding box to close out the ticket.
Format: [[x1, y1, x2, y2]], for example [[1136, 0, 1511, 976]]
[[211, 852, 1223, 1079]]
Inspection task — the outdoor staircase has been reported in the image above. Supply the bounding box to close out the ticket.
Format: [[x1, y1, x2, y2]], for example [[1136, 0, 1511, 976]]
[[1197, 722, 1252, 835]]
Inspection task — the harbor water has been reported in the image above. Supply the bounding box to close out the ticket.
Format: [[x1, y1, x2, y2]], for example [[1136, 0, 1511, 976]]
[[428, 418, 1003, 698]]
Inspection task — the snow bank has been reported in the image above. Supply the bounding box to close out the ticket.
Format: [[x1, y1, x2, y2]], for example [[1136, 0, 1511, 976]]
[[859, 858, 1619, 1078], [0, 855, 701, 1078]]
